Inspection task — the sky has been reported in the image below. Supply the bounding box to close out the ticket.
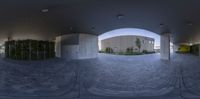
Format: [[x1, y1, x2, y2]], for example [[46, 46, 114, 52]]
[[98, 28, 160, 50]]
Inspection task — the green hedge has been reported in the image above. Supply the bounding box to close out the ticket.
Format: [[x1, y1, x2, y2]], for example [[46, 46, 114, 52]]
[[105, 47, 113, 53], [5, 40, 55, 60], [126, 48, 134, 53], [190, 44, 199, 56]]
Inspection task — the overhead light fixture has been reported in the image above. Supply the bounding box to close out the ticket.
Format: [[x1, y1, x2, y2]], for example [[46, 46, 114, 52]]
[[117, 14, 124, 19], [69, 27, 73, 31], [91, 27, 95, 30], [159, 23, 164, 27], [186, 21, 193, 26], [41, 9, 49, 13]]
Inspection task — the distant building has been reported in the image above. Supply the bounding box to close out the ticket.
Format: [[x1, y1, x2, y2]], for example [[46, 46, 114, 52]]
[[154, 46, 160, 53], [101, 35, 154, 53]]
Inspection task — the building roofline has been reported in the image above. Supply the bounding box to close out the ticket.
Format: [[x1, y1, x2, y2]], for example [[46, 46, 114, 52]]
[[101, 35, 155, 41]]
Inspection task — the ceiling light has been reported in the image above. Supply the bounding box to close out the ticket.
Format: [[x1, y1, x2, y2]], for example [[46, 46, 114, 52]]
[[159, 23, 164, 27], [186, 22, 193, 26], [117, 14, 124, 19], [69, 27, 73, 31], [91, 27, 95, 30], [41, 9, 49, 13]]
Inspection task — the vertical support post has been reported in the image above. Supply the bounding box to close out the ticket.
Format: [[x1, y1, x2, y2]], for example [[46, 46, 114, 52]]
[[29, 40, 32, 60], [55, 36, 61, 58], [160, 33, 170, 60]]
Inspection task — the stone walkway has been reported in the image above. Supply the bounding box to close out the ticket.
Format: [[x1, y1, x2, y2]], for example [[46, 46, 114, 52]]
[[80, 54, 176, 97], [0, 58, 78, 97], [0, 53, 200, 99], [79, 53, 200, 99]]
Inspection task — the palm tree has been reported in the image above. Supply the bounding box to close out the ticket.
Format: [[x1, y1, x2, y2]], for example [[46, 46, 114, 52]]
[[136, 38, 141, 52]]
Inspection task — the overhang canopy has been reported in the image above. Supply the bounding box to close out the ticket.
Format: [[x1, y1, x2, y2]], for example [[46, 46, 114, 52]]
[[0, 0, 200, 44]]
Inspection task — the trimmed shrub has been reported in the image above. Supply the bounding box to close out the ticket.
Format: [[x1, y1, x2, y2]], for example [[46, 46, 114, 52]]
[[190, 44, 199, 56], [5, 40, 55, 60], [5, 42, 9, 57], [142, 50, 155, 54], [126, 48, 134, 53], [142, 50, 148, 54], [105, 47, 113, 53], [99, 50, 105, 53], [176, 45, 190, 53], [124, 52, 143, 55]]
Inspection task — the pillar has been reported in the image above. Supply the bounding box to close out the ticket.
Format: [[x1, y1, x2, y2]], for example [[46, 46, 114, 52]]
[[78, 34, 98, 59], [160, 33, 170, 60], [55, 36, 61, 57], [55, 33, 98, 60], [172, 44, 178, 53]]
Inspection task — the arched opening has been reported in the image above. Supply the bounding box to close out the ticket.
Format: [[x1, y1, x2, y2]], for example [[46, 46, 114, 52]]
[[98, 28, 160, 55], [83, 28, 176, 97]]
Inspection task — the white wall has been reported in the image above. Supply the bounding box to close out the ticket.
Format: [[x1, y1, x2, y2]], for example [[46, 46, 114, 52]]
[[55, 33, 98, 60], [61, 45, 79, 60], [160, 33, 170, 60], [79, 34, 98, 59]]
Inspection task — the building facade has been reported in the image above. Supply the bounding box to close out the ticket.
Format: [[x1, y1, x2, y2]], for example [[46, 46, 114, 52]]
[[101, 35, 154, 53]]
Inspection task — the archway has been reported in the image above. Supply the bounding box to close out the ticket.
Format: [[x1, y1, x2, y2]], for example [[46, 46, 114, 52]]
[[98, 28, 160, 55]]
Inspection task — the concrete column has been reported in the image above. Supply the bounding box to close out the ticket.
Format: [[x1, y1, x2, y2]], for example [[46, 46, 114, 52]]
[[55, 33, 98, 60], [160, 33, 170, 60], [55, 36, 61, 57], [78, 34, 98, 59]]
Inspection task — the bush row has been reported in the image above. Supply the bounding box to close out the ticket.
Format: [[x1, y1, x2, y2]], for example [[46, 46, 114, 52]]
[[190, 44, 199, 56], [5, 40, 55, 60], [101, 47, 155, 55]]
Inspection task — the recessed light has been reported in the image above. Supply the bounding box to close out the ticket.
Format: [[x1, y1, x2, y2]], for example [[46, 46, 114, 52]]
[[117, 14, 124, 19], [159, 23, 164, 27], [186, 22, 193, 26], [69, 27, 73, 31], [41, 9, 49, 13], [91, 27, 95, 30]]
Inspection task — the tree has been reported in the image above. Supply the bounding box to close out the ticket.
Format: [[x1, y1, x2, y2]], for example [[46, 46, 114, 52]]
[[136, 38, 141, 52]]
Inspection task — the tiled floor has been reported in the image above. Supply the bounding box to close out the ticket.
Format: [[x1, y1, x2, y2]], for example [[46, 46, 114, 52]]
[[0, 53, 200, 99]]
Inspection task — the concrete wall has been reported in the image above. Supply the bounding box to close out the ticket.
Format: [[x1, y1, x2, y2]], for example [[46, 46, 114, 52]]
[[101, 36, 154, 53], [55, 34, 79, 59], [55, 33, 98, 60], [55, 34, 79, 58], [61, 34, 79, 45], [79, 34, 98, 59], [160, 33, 170, 60], [61, 45, 79, 60]]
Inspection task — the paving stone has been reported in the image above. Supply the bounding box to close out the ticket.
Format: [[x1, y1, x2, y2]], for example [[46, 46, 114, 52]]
[[0, 53, 199, 99]]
